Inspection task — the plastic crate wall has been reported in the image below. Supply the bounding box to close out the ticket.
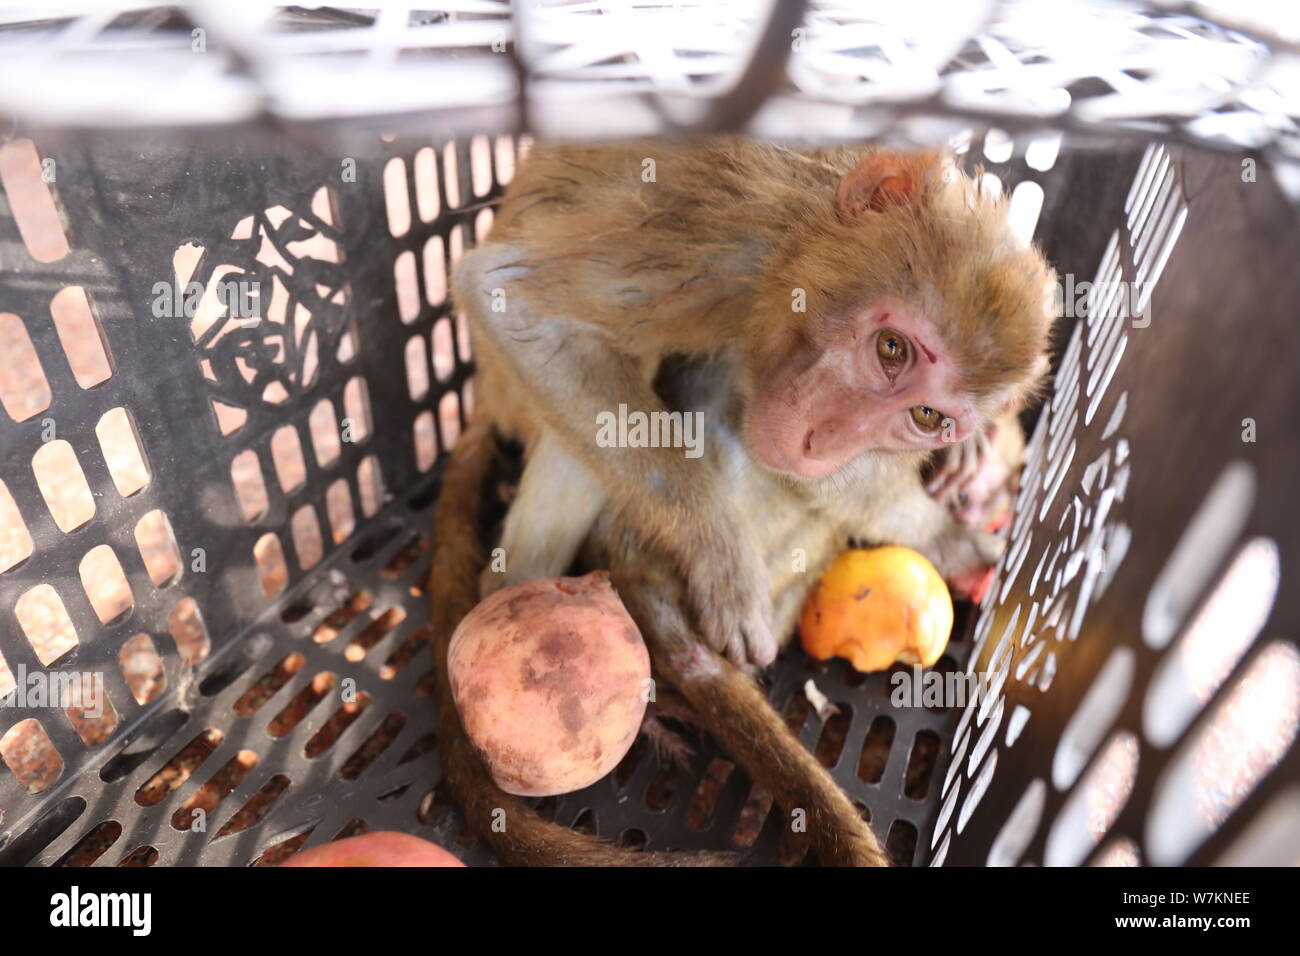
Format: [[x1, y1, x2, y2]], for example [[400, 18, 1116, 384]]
[[0, 133, 492, 865], [932, 144, 1300, 867]]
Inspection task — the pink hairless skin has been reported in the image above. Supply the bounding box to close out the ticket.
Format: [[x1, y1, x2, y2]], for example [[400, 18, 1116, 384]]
[[744, 300, 978, 479]]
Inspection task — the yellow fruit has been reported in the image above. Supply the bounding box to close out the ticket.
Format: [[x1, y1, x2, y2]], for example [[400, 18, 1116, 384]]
[[799, 546, 953, 672]]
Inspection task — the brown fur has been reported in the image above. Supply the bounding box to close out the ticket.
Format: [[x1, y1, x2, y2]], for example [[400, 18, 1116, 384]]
[[477, 139, 1053, 415]]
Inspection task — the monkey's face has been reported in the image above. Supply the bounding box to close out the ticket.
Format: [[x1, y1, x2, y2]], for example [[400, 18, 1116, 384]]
[[743, 298, 980, 480], [740, 145, 1053, 481]]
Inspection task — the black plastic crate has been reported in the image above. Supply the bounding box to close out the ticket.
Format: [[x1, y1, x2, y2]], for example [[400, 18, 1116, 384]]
[[1, 3, 1298, 868]]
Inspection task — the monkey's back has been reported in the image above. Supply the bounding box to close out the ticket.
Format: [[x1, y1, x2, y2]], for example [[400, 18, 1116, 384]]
[[449, 141, 843, 441]]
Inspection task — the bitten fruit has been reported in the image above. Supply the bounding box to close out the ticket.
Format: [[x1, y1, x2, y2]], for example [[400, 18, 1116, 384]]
[[448, 571, 651, 797], [800, 546, 953, 672]]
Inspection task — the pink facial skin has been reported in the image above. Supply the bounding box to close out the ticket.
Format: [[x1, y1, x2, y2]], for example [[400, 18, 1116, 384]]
[[744, 301, 978, 480]]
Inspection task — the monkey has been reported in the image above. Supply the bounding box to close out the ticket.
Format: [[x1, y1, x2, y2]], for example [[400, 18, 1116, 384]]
[[452, 140, 1050, 663], [428, 139, 1055, 865]]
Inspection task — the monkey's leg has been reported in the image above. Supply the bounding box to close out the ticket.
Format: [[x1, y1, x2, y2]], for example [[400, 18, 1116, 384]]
[[454, 243, 775, 667], [479, 430, 608, 599], [611, 569, 889, 867], [430, 419, 736, 866]]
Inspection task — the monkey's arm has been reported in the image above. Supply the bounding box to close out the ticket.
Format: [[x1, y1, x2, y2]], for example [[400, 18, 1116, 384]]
[[457, 242, 775, 666]]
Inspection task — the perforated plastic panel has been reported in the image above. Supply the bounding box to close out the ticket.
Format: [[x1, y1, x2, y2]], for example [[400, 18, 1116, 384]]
[[931, 144, 1300, 867], [3, 1, 1299, 167], [0, 135, 492, 865]]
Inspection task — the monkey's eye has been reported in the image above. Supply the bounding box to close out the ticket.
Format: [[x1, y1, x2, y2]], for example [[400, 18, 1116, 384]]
[[910, 405, 945, 431], [876, 329, 909, 374]]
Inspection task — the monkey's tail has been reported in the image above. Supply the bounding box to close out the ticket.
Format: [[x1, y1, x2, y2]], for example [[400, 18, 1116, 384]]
[[659, 642, 891, 868], [429, 417, 736, 866]]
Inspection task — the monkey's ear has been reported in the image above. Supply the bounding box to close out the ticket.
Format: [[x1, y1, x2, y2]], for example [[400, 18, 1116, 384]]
[[835, 150, 945, 221]]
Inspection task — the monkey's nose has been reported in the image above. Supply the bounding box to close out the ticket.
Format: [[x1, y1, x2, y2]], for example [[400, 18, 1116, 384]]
[[798, 422, 859, 478], [803, 421, 842, 461]]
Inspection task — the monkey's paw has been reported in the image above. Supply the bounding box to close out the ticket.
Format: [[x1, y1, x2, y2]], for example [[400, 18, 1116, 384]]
[[950, 565, 997, 603], [686, 549, 777, 669], [925, 424, 991, 501]]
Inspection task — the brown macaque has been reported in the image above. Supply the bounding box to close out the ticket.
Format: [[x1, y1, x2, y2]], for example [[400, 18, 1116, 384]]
[[428, 139, 1055, 866]]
